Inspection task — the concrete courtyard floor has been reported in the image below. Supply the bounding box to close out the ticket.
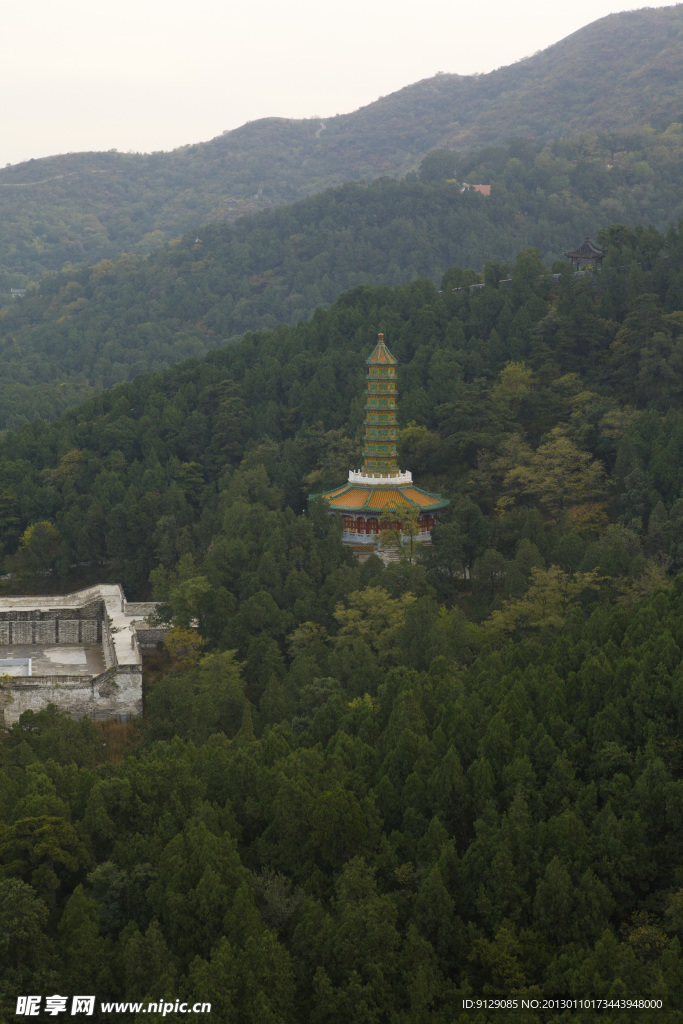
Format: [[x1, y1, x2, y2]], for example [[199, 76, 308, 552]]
[[0, 644, 105, 676]]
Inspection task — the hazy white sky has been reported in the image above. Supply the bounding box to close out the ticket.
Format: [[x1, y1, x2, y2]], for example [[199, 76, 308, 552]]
[[2, 0, 678, 167]]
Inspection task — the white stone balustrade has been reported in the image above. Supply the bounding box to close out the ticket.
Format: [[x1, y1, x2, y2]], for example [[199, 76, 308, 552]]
[[347, 469, 413, 485]]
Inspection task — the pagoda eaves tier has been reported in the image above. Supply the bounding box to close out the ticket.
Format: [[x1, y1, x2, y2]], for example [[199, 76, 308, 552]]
[[313, 333, 449, 552], [323, 478, 449, 546]]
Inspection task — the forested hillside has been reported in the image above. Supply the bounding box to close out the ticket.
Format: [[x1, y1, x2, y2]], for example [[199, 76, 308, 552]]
[[4, 128, 683, 429], [2, 4, 683, 286], [4, 223, 683, 597], [1, 227, 683, 1019]]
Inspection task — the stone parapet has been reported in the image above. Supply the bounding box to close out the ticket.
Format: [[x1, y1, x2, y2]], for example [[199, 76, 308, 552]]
[[124, 601, 160, 618], [0, 606, 103, 620], [0, 585, 111, 613]]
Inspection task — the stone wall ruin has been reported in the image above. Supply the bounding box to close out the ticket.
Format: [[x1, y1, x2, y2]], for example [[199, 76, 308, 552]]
[[0, 586, 163, 728]]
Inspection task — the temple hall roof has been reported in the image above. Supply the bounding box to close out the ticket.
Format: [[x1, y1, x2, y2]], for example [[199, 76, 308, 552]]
[[318, 480, 448, 513]]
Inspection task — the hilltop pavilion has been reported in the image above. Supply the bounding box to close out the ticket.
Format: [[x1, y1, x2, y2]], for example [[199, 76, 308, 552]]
[[314, 334, 449, 555], [563, 237, 607, 271]]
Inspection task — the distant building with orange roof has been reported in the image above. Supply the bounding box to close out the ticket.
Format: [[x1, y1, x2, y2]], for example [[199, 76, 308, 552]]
[[459, 183, 491, 196], [311, 334, 449, 556]]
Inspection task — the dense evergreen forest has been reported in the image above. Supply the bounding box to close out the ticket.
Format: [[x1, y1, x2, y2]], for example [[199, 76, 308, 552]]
[[2, 3, 683, 289], [5, 128, 683, 430], [1, 226, 683, 1020]]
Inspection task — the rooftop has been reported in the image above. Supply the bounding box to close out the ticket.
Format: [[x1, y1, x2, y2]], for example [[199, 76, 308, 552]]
[[0, 644, 104, 676], [366, 333, 397, 365], [322, 480, 449, 512], [563, 237, 607, 260]]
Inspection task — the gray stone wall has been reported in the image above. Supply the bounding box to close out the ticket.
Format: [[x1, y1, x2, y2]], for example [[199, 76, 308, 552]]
[[0, 664, 143, 727], [124, 602, 159, 617], [0, 602, 104, 621], [0, 618, 102, 645], [136, 627, 168, 650], [102, 617, 116, 668]]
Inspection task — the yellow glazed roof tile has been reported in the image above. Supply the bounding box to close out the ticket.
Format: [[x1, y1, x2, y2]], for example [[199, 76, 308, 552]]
[[328, 487, 371, 507], [321, 483, 448, 511], [366, 489, 409, 509], [324, 484, 349, 500], [401, 487, 439, 507]]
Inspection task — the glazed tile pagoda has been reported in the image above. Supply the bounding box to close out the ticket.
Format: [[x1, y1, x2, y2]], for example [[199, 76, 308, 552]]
[[314, 334, 449, 553]]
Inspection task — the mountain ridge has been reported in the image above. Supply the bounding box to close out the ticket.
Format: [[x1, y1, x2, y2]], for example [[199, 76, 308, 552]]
[[4, 119, 683, 430], [2, 5, 683, 287]]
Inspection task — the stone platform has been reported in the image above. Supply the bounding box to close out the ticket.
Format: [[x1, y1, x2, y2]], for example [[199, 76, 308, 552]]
[[0, 643, 105, 676]]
